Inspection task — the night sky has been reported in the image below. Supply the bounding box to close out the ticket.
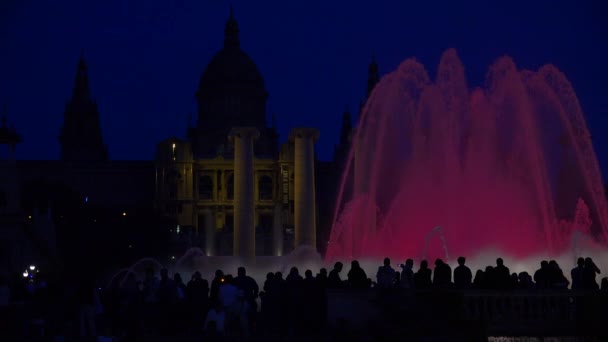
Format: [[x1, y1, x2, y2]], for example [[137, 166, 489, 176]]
[[1, 1, 606, 174]]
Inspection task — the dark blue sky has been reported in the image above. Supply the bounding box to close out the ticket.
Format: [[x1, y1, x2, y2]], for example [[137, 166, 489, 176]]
[[1, 1, 606, 172]]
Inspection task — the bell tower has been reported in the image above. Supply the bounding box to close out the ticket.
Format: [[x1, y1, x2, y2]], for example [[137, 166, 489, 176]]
[[59, 52, 108, 161]]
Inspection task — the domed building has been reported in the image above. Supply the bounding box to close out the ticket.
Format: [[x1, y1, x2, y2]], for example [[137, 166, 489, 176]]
[[155, 9, 319, 257], [1, 8, 379, 271], [189, 8, 277, 158]]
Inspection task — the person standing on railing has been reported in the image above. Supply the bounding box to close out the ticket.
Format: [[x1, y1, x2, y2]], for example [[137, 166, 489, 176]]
[[415, 260, 432, 289], [376, 258, 396, 289], [534, 261, 550, 289], [432, 259, 452, 288], [454, 256, 472, 289], [494, 258, 511, 289], [583, 257, 601, 290], [399, 259, 415, 289], [548, 260, 569, 289], [571, 257, 585, 290], [348, 260, 370, 289], [328, 262, 345, 289]]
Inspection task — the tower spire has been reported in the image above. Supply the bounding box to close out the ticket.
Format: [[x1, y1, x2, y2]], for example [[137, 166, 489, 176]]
[[73, 50, 91, 102], [59, 52, 108, 161], [224, 5, 239, 49]]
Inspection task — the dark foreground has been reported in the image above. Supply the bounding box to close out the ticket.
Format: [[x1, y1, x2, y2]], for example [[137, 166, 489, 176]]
[[2, 256, 608, 341], [2, 288, 608, 341]]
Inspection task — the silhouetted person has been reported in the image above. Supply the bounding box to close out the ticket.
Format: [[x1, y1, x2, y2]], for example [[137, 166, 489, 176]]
[[393, 271, 401, 288], [484, 266, 496, 289], [263, 272, 274, 293], [173, 273, 187, 331], [174, 273, 186, 301], [601, 278, 608, 292], [302, 269, 323, 337], [571, 257, 585, 290], [304, 269, 315, 283], [534, 261, 549, 289], [473, 269, 485, 289], [348, 260, 370, 289], [582, 257, 601, 290], [285, 267, 304, 336], [187, 271, 209, 303], [517, 272, 533, 289], [548, 260, 569, 289], [205, 302, 226, 336], [142, 267, 159, 332], [414, 260, 432, 289], [510, 273, 519, 289], [158, 268, 178, 333], [209, 269, 224, 307], [233, 290, 252, 338], [328, 262, 345, 288], [286, 267, 303, 283], [204, 320, 223, 342], [399, 259, 415, 289], [261, 272, 281, 336], [316, 268, 328, 289], [454, 256, 472, 289], [158, 268, 176, 305], [234, 267, 259, 311], [433, 259, 452, 288], [143, 267, 159, 304], [219, 275, 238, 309], [186, 271, 209, 327], [495, 258, 510, 289], [376, 258, 396, 289], [273, 271, 286, 294]]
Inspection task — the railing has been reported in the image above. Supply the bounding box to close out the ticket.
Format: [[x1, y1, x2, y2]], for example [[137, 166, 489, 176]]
[[326, 289, 608, 337]]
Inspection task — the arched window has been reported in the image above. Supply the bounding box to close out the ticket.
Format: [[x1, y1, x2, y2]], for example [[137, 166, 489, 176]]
[[198, 175, 213, 200], [227, 174, 234, 200], [258, 175, 273, 201]]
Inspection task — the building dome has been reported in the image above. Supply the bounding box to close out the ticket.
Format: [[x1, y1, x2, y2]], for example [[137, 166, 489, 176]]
[[195, 7, 267, 131], [197, 47, 266, 96]]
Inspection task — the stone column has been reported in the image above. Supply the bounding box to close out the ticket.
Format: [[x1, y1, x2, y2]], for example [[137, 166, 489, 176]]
[[229, 127, 259, 260], [289, 128, 319, 249], [203, 209, 215, 256], [273, 203, 283, 256]]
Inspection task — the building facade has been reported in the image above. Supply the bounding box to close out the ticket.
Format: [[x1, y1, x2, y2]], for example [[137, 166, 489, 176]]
[[0, 9, 381, 271], [155, 10, 322, 257]]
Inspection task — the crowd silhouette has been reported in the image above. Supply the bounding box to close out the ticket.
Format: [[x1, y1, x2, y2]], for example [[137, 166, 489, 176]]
[[1, 256, 607, 340]]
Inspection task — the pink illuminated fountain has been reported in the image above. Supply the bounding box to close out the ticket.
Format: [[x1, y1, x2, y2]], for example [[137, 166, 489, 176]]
[[326, 49, 608, 262]]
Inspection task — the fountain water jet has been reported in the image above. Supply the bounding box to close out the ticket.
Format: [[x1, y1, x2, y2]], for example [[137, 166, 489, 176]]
[[175, 247, 206, 269], [106, 268, 139, 289], [327, 49, 608, 262], [110, 258, 165, 289], [422, 226, 450, 262]]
